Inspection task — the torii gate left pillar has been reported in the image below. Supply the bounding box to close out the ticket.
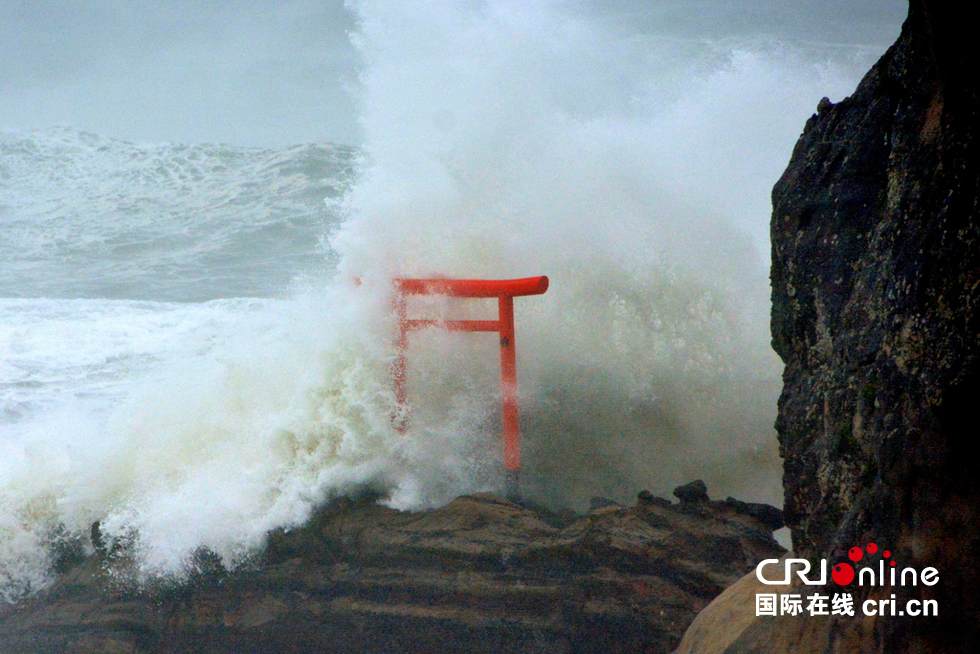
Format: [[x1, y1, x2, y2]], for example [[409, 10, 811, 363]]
[[392, 276, 549, 502]]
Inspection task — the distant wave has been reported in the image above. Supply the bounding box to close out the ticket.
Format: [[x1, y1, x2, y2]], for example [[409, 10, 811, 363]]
[[0, 127, 356, 301]]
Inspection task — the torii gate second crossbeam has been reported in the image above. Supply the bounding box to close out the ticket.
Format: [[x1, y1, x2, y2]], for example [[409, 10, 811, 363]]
[[392, 276, 549, 501]]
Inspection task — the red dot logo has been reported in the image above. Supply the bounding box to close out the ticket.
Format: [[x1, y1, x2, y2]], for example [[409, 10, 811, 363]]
[[883, 550, 890, 558], [848, 547, 864, 562], [832, 562, 855, 585], [867, 543, 877, 554]]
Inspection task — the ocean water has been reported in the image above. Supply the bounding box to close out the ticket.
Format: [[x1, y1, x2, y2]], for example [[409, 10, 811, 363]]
[[1, 1, 885, 601]]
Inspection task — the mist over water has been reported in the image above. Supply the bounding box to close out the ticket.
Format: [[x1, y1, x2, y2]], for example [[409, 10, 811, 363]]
[[334, 0, 874, 506], [1, 0, 891, 601]]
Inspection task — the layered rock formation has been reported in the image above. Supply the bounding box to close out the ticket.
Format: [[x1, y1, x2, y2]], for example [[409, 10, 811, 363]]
[[698, 0, 980, 651], [0, 489, 783, 653]]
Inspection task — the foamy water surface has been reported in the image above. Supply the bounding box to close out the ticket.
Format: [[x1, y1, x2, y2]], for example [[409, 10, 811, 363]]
[[2, 0, 887, 601]]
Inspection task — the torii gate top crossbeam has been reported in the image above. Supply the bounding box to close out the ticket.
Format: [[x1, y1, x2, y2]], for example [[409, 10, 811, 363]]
[[393, 276, 549, 298]]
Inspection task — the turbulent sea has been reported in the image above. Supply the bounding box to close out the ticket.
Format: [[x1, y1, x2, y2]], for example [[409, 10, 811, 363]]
[[0, 129, 364, 600], [1, 0, 884, 603]]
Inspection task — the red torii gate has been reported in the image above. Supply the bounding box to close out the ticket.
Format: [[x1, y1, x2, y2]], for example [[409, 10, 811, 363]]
[[392, 276, 549, 501]]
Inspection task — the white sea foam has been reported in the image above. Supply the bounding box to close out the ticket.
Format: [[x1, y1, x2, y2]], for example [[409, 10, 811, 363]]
[[1, 0, 883, 599], [333, 0, 872, 507]]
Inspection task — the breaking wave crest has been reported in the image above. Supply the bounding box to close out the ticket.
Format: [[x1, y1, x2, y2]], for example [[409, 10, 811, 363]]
[[1, 0, 881, 600]]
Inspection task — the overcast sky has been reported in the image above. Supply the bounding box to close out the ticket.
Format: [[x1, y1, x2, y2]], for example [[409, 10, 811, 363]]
[[0, 0, 907, 147]]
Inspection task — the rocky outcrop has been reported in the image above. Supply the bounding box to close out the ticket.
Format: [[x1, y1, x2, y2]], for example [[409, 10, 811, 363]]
[[0, 489, 783, 653], [750, 0, 980, 650], [673, 559, 781, 654]]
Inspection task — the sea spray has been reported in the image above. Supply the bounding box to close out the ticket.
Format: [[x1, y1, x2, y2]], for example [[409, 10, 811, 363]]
[[2, 0, 879, 599], [334, 0, 868, 507]]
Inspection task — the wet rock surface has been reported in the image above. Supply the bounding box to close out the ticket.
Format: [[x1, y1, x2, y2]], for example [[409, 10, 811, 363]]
[[740, 0, 980, 651], [0, 490, 783, 653]]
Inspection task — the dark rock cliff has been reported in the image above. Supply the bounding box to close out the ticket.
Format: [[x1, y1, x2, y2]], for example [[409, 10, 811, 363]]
[[0, 490, 783, 653], [766, 0, 980, 650]]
